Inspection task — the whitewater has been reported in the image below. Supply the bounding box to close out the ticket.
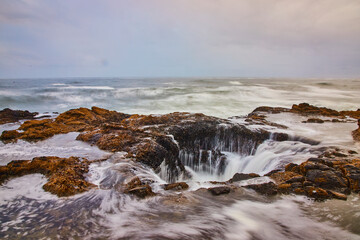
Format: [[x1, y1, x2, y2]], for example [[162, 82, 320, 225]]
[[0, 78, 360, 239]]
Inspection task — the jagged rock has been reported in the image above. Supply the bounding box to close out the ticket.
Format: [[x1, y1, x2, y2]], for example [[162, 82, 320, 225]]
[[291, 103, 341, 117], [128, 185, 155, 198], [208, 186, 231, 195], [163, 182, 189, 191], [285, 163, 300, 173], [270, 171, 303, 184], [0, 108, 38, 124], [0, 156, 93, 197], [0, 130, 22, 142], [229, 173, 260, 183], [1, 107, 130, 142], [305, 186, 329, 201], [340, 163, 360, 192], [124, 177, 156, 198], [244, 182, 278, 196]]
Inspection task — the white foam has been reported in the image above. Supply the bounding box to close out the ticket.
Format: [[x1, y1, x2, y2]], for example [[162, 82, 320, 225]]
[[0, 174, 57, 204], [0, 132, 111, 165], [222, 196, 359, 240]]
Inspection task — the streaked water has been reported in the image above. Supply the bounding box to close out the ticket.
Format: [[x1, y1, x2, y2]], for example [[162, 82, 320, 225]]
[[0, 78, 359, 117], [0, 78, 360, 239]]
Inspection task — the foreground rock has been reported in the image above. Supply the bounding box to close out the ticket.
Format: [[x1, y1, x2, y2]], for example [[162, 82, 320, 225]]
[[0, 108, 38, 124], [253, 156, 360, 201], [0, 156, 93, 197], [124, 177, 155, 198]]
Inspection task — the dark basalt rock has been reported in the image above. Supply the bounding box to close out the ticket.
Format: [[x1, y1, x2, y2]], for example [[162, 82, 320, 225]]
[[208, 186, 231, 195], [269, 156, 360, 200], [229, 173, 260, 183], [244, 182, 278, 196], [0, 108, 38, 124], [302, 118, 325, 123]]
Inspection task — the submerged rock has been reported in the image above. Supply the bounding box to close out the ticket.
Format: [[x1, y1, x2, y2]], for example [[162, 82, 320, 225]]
[[0, 108, 38, 124], [244, 182, 278, 196], [163, 182, 189, 191], [208, 186, 231, 195], [0, 156, 93, 197], [124, 176, 155, 198], [302, 118, 325, 123], [229, 173, 260, 183]]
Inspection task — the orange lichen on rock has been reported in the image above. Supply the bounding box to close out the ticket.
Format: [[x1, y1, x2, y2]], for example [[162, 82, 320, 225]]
[[123, 176, 155, 198], [270, 171, 303, 184], [0, 156, 93, 197], [290, 103, 341, 117], [0, 106, 130, 142]]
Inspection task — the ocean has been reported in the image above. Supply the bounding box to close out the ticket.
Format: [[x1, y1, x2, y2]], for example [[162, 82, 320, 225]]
[[0, 78, 360, 239]]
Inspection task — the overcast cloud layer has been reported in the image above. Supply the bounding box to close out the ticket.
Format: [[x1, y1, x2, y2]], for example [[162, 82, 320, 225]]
[[1, 0, 360, 78]]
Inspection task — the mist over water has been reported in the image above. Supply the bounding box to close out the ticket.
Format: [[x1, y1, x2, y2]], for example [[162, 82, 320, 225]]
[[0, 78, 360, 239], [0, 78, 359, 117]]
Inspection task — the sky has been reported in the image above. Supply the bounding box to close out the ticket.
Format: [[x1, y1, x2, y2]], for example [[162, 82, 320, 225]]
[[0, 0, 360, 79]]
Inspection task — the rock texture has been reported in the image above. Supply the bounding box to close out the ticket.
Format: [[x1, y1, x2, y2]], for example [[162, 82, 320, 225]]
[[263, 156, 360, 201], [0, 156, 93, 197], [0, 108, 38, 124], [1, 107, 277, 182]]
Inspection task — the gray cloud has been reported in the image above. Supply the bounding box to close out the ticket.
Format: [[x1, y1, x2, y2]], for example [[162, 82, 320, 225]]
[[0, 0, 359, 78]]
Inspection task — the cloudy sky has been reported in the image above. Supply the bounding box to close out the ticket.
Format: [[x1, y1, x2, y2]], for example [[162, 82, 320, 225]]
[[1, 0, 360, 78]]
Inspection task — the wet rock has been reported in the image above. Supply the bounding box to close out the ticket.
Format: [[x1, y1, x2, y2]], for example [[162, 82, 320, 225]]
[[0, 130, 22, 142], [251, 106, 289, 114], [305, 169, 348, 192], [6, 107, 130, 142], [340, 163, 360, 192], [328, 190, 347, 200], [229, 173, 260, 183], [128, 185, 155, 198], [352, 120, 360, 141], [0, 156, 93, 197], [0, 108, 37, 124], [264, 169, 282, 176], [305, 186, 329, 201], [285, 163, 300, 173], [124, 177, 156, 198], [163, 182, 189, 191], [291, 103, 341, 117], [270, 171, 303, 184], [285, 176, 305, 184], [244, 182, 278, 196], [302, 118, 325, 123], [208, 186, 231, 195]]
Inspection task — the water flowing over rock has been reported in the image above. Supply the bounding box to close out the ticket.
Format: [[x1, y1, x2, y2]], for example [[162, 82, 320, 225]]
[[1, 107, 281, 183], [1, 104, 359, 201], [0, 156, 93, 197]]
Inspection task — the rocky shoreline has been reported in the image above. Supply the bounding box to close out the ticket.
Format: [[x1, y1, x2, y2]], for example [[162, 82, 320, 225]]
[[0, 103, 359, 201]]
